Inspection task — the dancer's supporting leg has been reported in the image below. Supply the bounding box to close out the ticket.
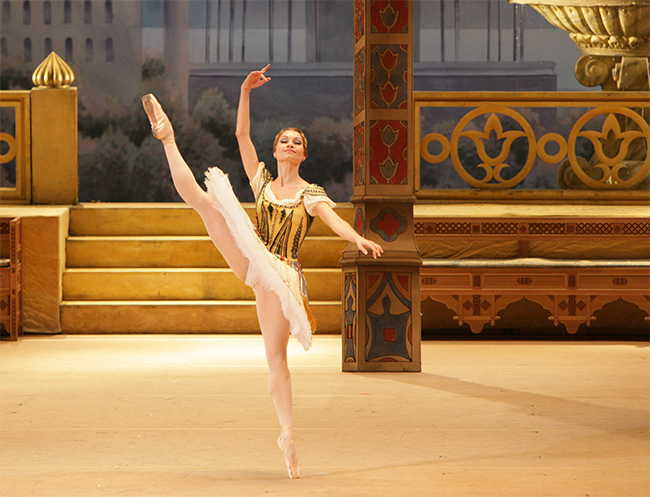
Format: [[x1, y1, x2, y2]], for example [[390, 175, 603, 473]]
[[254, 283, 300, 478], [144, 94, 299, 477]]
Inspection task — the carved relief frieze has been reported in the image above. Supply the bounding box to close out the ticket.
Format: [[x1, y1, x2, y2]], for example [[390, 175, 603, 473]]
[[421, 265, 650, 335]]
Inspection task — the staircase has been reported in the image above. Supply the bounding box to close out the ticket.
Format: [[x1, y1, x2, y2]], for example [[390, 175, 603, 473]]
[[61, 203, 351, 334]]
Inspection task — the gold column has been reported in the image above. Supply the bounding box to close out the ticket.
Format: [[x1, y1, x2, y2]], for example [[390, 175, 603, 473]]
[[341, 0, 421, 372], [30, 52, 78, 205]]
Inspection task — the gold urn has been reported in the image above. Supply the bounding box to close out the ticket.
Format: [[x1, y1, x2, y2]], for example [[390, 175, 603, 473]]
[[510, 0, 649, 90]]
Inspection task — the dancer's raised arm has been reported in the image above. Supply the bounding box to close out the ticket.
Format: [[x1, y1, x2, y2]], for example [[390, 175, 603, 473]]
[[236, 64, 271, 182]]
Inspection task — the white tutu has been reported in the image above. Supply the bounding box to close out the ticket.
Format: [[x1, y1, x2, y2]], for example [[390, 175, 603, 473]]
[[204, 167, 313, 351]]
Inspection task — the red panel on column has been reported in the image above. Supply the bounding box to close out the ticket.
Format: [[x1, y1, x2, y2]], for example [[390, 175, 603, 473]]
[[370, 0, 408, 33], [369, 120, 408, 184]]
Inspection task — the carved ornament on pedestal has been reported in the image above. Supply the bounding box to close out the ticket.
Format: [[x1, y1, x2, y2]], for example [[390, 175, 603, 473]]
[[510, 0, 649, 91], [511, 1, 649, 189]]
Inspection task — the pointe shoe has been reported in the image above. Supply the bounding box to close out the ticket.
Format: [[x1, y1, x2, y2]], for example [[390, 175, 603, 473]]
[[142, 94, 175, 145], [277, 425, 300, 479]]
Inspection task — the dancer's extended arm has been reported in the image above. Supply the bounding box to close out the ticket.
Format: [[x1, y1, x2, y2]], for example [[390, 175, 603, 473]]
[[313, 203, 383, 259], [236, 64, 271, 182]]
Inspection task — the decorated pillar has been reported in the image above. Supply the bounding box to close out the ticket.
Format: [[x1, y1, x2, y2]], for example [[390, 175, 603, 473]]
[[341, 0, 421, 372]]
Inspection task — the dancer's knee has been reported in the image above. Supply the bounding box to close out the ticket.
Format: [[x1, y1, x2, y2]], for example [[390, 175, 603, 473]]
[[266, 351, 289, 371], [267, 363, 290, 394]]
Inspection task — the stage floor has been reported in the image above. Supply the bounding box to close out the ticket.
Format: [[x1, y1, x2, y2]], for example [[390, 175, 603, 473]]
[[1, 335, 648, 497]]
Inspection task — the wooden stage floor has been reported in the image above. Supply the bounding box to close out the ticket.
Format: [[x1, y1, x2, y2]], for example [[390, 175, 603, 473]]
[[1, 335, 648, 497]]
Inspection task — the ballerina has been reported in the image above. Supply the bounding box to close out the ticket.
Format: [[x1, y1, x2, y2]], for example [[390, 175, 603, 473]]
[[142, 64, 382, 479]]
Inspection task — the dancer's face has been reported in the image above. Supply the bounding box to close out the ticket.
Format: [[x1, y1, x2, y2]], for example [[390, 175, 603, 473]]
[[273, 129, 307, 163]]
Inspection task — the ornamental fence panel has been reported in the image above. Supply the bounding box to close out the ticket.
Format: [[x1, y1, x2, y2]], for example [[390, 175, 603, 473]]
[[414, 91, 650, 201]]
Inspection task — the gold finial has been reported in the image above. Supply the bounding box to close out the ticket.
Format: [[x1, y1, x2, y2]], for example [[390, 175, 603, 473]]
[[32, 52, 75, 88]]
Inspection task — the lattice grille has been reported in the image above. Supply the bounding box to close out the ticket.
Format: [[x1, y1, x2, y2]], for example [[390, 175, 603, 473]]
[[575, 223, 612, 235], [481, 222, 518, 235], [528, 223, 565, 235], [623, 222, 650, 235], [435, 222, 472, 235]]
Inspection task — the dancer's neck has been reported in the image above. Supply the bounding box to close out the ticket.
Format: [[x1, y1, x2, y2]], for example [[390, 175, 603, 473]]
[[275, 161, 306, 188]]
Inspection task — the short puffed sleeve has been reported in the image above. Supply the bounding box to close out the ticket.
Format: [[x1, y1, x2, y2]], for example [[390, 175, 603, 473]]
[[302, 185, 336, 216], [250, 162, 273, 200]]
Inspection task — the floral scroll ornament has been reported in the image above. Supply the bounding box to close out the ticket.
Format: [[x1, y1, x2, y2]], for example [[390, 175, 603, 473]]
[[419, 104, 649, 191], [371, 44, 407, 110], [370, 0, 408, 34], [567, 107, 649, 189], [421, 106, 537, 189], [370, 120, 408, 184], [378, 122, 399, 180], [377, 48, 399, 107]]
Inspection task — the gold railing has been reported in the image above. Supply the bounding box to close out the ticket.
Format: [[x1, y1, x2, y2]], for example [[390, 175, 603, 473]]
[[1, 52, 78, 205], [0, 92, 31, 204], [414, 91, 650, 201]]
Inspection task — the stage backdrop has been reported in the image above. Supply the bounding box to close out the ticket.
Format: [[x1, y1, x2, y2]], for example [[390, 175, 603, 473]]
[[0, 0, 584, 203]]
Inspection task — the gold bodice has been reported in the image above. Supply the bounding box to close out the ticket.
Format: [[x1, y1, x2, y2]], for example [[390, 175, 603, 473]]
[[255, 167, 328, 262]]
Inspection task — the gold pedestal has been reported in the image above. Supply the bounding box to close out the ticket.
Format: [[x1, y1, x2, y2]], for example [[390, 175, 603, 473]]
[[31, 87, 78, 205]]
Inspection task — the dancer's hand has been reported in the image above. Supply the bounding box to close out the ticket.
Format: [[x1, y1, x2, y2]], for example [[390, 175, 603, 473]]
[[242, 64, 271, 92], [356, 236, 384, 259]]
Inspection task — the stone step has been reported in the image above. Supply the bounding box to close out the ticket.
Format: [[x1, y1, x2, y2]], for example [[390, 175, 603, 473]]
[[60, 300, 341, 334], [62, 268, 342, 301], [69, 203, 354, 237], [66, 236, 348, 268]]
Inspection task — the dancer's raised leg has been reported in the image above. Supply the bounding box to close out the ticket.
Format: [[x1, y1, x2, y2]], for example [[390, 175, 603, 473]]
[[142, 94, 249, 281], [254, 282, 300, 478]]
